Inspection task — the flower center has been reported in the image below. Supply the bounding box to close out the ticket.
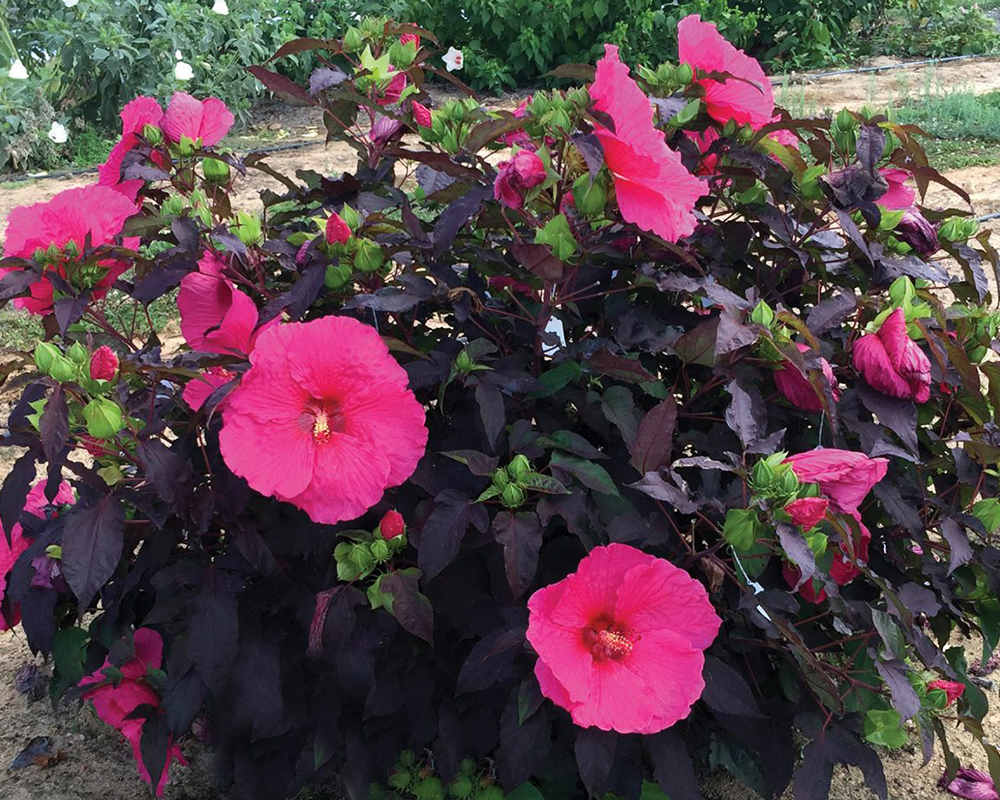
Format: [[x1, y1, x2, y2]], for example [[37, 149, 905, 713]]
[[584, 621, 637, 662], [305, 400, 342, 443]]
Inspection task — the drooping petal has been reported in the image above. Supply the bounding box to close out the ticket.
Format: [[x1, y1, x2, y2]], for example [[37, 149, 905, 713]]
[[878, 168, 916, 210]]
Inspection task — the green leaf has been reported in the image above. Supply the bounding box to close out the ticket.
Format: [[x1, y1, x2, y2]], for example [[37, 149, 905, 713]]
[[530, 361, 581, 398], [549, 452, 620, 496], [50, 627, 90, 702], [974, 498, 1000, 534], [506, 784, 546, 800], [535, 214, 577, 260], [519, 472, 571, 494], [863, 709, 907, 748], [723, 508, 761, 552]]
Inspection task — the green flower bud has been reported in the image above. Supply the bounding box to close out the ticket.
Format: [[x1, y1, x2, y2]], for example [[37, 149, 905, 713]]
[[479, 787, 504, 800], [459, 758, 476, 775], [359, 16, 383, 35], [176, 135, 199, 156], [888, 276, 916, 307], [49, 355, 78, 383], [413, 777, 444, 800], [449, 775, 473, 798], [508, 454, 531, 480], [63, 239, 80, 259], [400, 750, 416, 767], [67, 341, 89, 366], [501, 483, 525, 509], [750, 300, 774, 326], [751, 459, 775, 489], [97, 465, 124, 486], [492, 467, 511, 488], [548, 107, 572, 134], [343, 27, 364, 52], [162, 195, 186, 219], [835, 108, 857, 132], [34, 342, 60, 373], [339, 204, 361, 230], [203, 157, 231, 183], [83, 397, 124, 440], [675, 63, 694, 84], [388, 769, 412, 790], [389, 41, 416, 68], [354, 239, 384, 273], [45, 544, 62, 559], [572, 173, 606, 216], [674, 98, 701, 126], [233, 211, 263, 246], [778, 467, 799, 495], [142, 123, 163, 146], [325, 263, 353, 290], [455, 350, 475, 374], [371, 538, 390, 562]]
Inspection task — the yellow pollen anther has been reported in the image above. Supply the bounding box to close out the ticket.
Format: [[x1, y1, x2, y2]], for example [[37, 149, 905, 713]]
[[313, 410, 331, 440]]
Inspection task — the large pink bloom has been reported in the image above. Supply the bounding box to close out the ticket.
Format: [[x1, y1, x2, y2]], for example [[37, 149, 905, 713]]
[[98, 95, 164, 202], [677, 15, 775, 128], [178, 253, 274, 355], [590, 45, 704, 242], [853, 307, 931, 403], [0, 480, 74, 630], [160, 92, 234, 147], [784, 449, 888, 514], [219, 316, 429, 524], [774, 343, 840, 413], [1, 185, 139, 314], [79, 628, 187, 796], [526, 543, 720, 733], [879, 168, 916, 210]]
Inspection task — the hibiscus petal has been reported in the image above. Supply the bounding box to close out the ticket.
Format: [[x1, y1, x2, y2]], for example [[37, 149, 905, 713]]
[[219, 412, 315, 499], [292, 434, 393, 524]]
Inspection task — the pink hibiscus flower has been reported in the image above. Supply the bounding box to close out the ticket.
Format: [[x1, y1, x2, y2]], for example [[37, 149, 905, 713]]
[[90, 345, 119, 380], [784, 449, 888, 514], [494, 149, 546, 209], [774, 343, 840, 413], [219, 316, 428, 524], [853, 307, 932, 403], [677, 15, 775, 128], [178, 253, 274, 355], [929, 678, 965, 706], [783, 512, 870, 602], [378, 69, 407, 106], [182, 365, 236, 412], [685, 127, 721, 176], [79, 628, 187, 796], [160, 92, 234, 147], [940, 768, 999, 800], [879, 167, 916, 210], [590, 45, 704, 242], [98, 95, 164, 202], [1, 480, 74, 630], [500, 97, 534, 148], [784, 496, 829, 529], [526, 543, 720, 733], [1, 185, 139, 315]]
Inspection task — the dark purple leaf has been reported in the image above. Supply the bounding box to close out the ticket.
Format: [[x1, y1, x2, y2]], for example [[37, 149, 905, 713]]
[[432, 184, 492, 258], [309, 66, 348, 94], [246, 65, 314, 105], [498, 691, 551, 789], [135, 439, 193, 511], [575, 728, 617, 797], [702, 657, 766, 718], [571, 132, 604, 179], [0, 269, 38, 301], [793, 722, 886, 800], [381, 570, 434, 644], [441, 450, 499, 476], [587, 348, 655, 384], [776, 522, 816, 587], [630, 397, 677, 475], [39, 386, 68, 466], [343, 288, 424, 313], [171, 217, 200, 254], [649, 96, 687, 121], [857, 381, 918, 454], [474, 381, 505, 452], [139, 712, 169, 794], [897, 583, 941, 617], [872, 482, 924, 536], [53, 293, 90, 335], [806, 292, 857, 335], [417, 490, 483, 581], [416, 164, 457, 195], [876, 659, 921, 722], [511, 241, 563, 281], [857, 125, 886, 172], [492, 511, 543, 599], [628, 473, 700, 514], [61, 495, 125, 612], [878, 254, 951, 285], [456, 627, 526, 694], [20, 587, 57, 655], [823, 166, 887, 209], [131, 260, 195, 304], [187, 568, 239, 689], [8, 736, 57, 770], [834, 207, 875, 264], [164, 670, 206, 737], [646, 729, 702, 800], [940, 519, 973, 576], [725, 380, 766, 449]]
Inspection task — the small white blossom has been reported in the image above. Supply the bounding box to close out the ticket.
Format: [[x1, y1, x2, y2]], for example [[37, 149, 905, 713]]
[[8, 58, 28, 80], [47, 122, 68, 144], [174, 61, 194, 81], [443, 47, 464, 72], [211, 0, 229, 14], [62, 0, 79, 7], [175, 50, 183, 60]]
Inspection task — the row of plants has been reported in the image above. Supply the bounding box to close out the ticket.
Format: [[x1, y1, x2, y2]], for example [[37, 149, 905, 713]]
[[2, 13, 1000, 800]]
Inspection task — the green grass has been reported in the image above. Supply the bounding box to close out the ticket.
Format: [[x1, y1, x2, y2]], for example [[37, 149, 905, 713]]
[[69, 126, 117, 169], [894, 88, 1000, 169], [0, 306, 44, 353]]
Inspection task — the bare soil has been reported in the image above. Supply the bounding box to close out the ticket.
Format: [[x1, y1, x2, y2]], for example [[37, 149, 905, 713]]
[[2, 60, 1000, 800]]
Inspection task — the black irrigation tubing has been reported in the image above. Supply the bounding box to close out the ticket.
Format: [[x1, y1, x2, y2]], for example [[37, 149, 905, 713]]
[[771, 52, 998, 86]]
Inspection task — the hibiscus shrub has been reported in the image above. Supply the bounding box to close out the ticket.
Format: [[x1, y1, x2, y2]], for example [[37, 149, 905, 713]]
[[2, 15, 1000, 800]]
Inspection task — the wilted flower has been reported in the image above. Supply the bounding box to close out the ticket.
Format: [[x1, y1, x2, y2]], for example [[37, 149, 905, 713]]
[[784, 449, 888, 514], [211, 0, 229, 14], [174, 61, 194, 81], [370, 114, 403, 144], [774, 343, 840, 412], [47, 122, 68, 144], [527, 543, 720, 733], [8, 58, 28, 80], [939, 768, 999, 800], [325, 212, 352, 245], [493, 149, 546, 209], [853, 307, 932, 403], [443, 46, 464, 72], [783, 512, 871, 602], [90, 345, 119, 380], [219, 316, 428, 525], [784, 496, 829, 529], [895, 209, 939, 257], [590, 45, 704, 242], [1, 185, 139, 315], [677, 15, 775, 128], [161, 92, 234, 146], [878, 167, 916, 210]]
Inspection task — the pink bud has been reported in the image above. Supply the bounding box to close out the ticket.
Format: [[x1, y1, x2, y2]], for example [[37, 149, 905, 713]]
[[784, 497, 829, 529], [326, 213, 352, 245], [493, 150, 546, 210], [412, 101, 432, 128], [929, 679, 965, 706], [90, 345, 119, 380], [380, 509, 405, 539]]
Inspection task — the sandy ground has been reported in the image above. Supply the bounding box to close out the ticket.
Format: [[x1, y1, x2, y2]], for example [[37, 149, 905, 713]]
[[2, 60, 1000, 800]]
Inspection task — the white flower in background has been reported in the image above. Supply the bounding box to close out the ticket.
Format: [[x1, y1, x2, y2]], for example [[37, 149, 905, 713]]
[[443, 47, 464, 72], [175, 50, 183, 60], [62, 0, 79, 7], [174, 61, 194, 81], [8, 58, 28, 80], [211, 0, 229, 14], [47, 122, 68, 144]]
